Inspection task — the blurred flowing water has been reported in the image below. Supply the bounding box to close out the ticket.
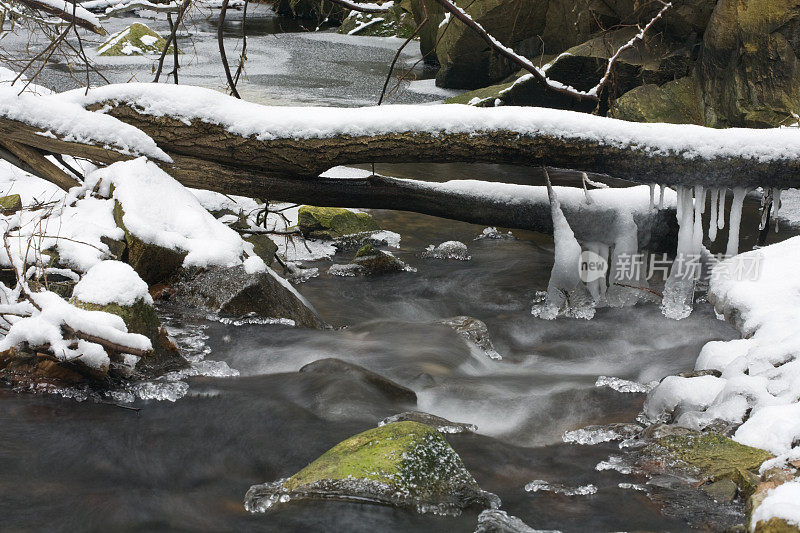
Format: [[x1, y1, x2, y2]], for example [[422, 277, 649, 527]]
[[2, 7, 797, 531]]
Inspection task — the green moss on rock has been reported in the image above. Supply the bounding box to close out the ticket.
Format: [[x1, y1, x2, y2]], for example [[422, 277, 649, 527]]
[[650, 433, 773, 497], [284, 421, 481, 499], [243, 234, 277, 266], [0, 194, 21, 215], [97, 23, 178, 57], [298, 206, 380, 239], [753, 517, 800, 533], [353, 244, 405, 274]]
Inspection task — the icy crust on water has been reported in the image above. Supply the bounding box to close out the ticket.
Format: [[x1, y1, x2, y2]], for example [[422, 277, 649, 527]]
[[67, 83, 800, 163], [645, 237, 800, 472], [595, 375, 656, 393], [562, 423, 642, 445], [524, 480, 598, 496]]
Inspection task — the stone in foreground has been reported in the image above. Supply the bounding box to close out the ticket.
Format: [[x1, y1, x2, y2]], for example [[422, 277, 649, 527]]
[[244, 421, 499, 515]]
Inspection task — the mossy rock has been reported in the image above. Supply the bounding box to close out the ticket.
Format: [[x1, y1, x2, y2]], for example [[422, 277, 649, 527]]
[[338, 3, 417, 38], [0, 194, 21, 215], [298, 206, 380, 239], [246, 421, 498, 514], [611, 77, 704, 125], [270, 0, 348, 23], [114, 201, 186, 285], [648, 433, 773, 498], [753, 517, 800, 533], [72, 297, 185, 376], [409, 0, 444, 64], [97, 23, 178, 57], [353, 244, 406, 274], [243, 234, 277, 266]]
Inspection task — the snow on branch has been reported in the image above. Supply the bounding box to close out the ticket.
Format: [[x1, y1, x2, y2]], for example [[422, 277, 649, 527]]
[[433, 0, 671, 102], [11, 0, 106, 34], [101, 0, 183, 18]]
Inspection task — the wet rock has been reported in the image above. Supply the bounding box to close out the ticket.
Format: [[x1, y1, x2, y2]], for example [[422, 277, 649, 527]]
[[643, 432, 773, 498], [244, 421, 500, 515], [28, 271, 77, 299], [297, 206, 380, 240], [114, 201, 186, 285], [300, 358, 416, 403], [243, 234, 278, 266], [173, 264, 325, 328], [421, 241, 471, 260], [696, 0, 800, 127], [702, 478, 738, 503], [752, 517, 800, 533], [673, 368, 723, 379], [72, 297, 185, 377], [611, 77, 703, 124], [0, 194, 21, 215], [438, 316, 501, 360], [351, 244, 409, 275], [97, 23, 177, 56], [474, 509, 538, 533], [380, 411, 477, 434], [338, 1, 416, 37]]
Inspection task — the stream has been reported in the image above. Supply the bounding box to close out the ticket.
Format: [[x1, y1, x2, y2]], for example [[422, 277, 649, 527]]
[[1, 6, 796, 532]]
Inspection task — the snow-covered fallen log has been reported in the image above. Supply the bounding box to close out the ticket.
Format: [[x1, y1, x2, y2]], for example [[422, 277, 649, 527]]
[[67, 83, 800, 188], [13, 0, 106, 34]]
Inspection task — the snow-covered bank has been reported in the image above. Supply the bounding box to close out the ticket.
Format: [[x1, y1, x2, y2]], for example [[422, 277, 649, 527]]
[[645, 237, 800, 472]]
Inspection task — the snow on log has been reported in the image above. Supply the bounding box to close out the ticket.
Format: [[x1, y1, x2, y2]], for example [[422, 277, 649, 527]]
[[0, 86, 171, 165], [65, 83, 800, 188], [15, 0, 106, 34]]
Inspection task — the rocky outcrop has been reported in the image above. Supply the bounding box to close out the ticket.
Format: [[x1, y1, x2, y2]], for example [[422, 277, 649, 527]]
[[172, 264, 326, 328], [696, 0, 800, 128], [245, 421, 500, 514]]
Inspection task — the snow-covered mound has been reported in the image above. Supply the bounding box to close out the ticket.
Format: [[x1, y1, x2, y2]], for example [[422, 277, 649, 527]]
[[646, 236, 800, 467], [73, 260, 153, 307]]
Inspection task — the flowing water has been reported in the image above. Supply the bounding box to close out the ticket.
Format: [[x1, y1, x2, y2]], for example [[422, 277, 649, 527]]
[[2, 7, 796, 532]]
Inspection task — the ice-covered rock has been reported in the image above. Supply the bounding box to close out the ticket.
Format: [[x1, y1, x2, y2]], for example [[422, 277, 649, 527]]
[[380, 411, 477, 434], [437, 316, 501, 360], [97, 23, 177, 57], [421, 241, 471, 261]]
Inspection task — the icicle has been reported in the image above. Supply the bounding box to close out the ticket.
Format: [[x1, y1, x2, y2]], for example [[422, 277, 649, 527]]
[[658, 184, 665, 210], [661, 186, 698, 320], [758, 188, 772, 232], [691, 185, 705, 252], [581, 172, 593, 204], [708, 188, 719, 242], [649, 184, 656, 210], [676, 185, 684, 221], [582, 242, 608, 303], [725, 187, 747, 258], [717, 188, 727, 230], [773, 189, 783, 232]]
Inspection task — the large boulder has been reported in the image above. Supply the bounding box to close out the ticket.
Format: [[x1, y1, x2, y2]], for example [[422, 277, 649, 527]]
[[0, 194, 21, 215], [610, 76, 704, 124], [173, 264, 326, 328], [409, 0, 445, 64], [245, 421, 500, 514], [696, 0, 800, 127], [299, 358, 417, 403]]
